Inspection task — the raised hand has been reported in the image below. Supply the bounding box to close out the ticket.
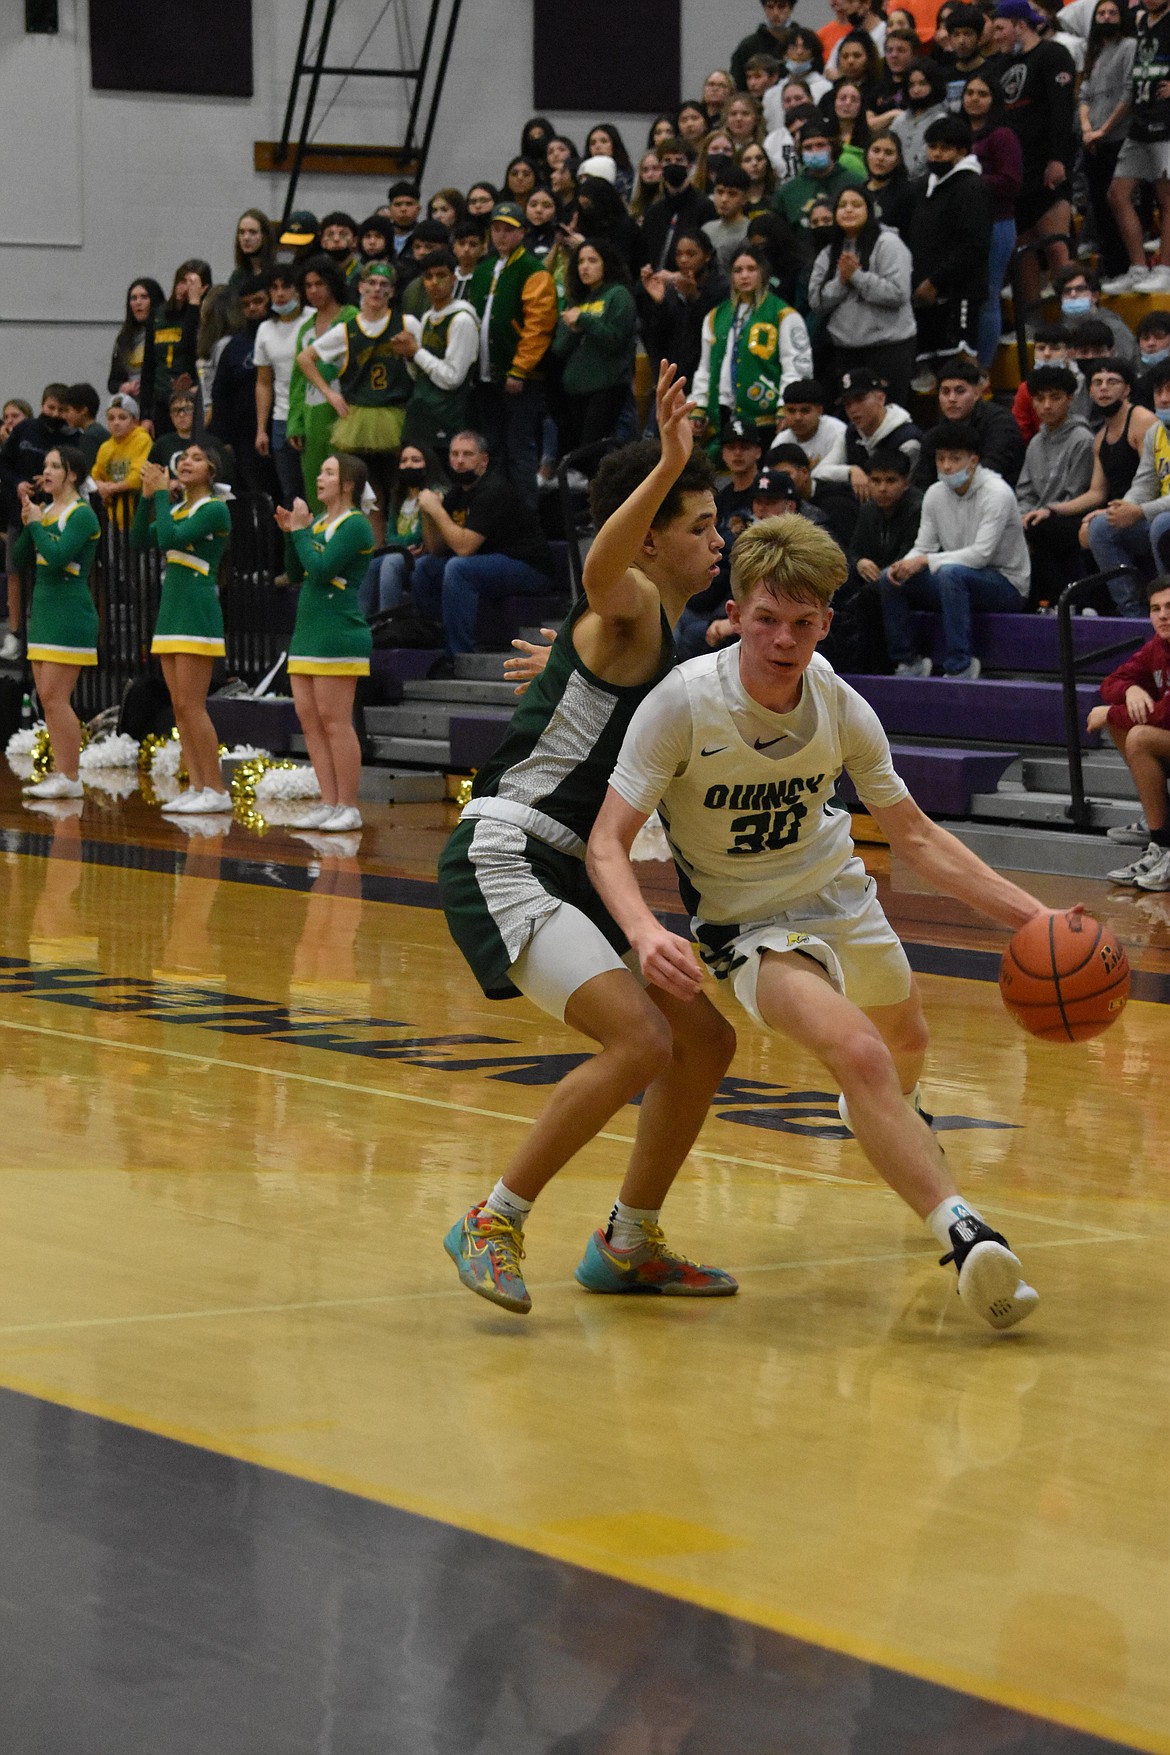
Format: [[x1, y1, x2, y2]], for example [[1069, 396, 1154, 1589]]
[[656, 362, 696, 476]]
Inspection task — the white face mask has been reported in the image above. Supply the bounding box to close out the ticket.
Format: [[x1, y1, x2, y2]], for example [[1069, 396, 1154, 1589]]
[[939, 462, 975, 492], [271, 296, 300, 316]]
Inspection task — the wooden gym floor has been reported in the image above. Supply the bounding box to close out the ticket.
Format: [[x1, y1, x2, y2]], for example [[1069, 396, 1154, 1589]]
[[1, 765, 1168, 1753]]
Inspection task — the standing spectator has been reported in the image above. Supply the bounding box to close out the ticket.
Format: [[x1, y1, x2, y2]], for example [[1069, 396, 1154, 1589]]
[[630, 151, 664, 220], [61, 384, 109, 472], [108, 278, 164, 398], [521, 116, 556, 165], [319, 212, 361, 281], [640, 139, 716, 269], [941, 6, 991, 105], [637, 230, 727, 388], [1053, 265, 1136, 363], [915, 354, 1026, 487], [411, 430, 554, 665], [723, 94, 766, 154], [891, 59, 950, 174], [868, 30, 920, 130], [878, 422, 1029, 676], [428, 188, 468, 230], [466, 182, 499, 224], [693, 244, 813, 444], [571, 165, 640, 268], [401, 220, 459, 314], [551, 241, 637, 460], [278, 210, 321, 264], [1101, 0, 1170, 293], [731, 0, 798, 89], [962, 73, 1024, 370], [229, 209, 276, 293], [398, 250, 479, 451], [504, 157, 540, 205], [830, 24, 886, 86], [584, 126, 635, 202], [703, 165, 753, 269], [297, 262, 412, 536], [91, 393, 151, 530], [196, 286, 242, 414], [140, 261, 210, 436], [864, 129, 914, 230], [782, 31, 834, 102], [452, 220, 487, 301], [254, 265, 305, 507], [1091, 579, 1170, 890], [774, 115, 865, 227], [739, 142, 778, 214], [12, 443, 100, 800], [148, 388, 198, 471], [467, 202, 557, 510], [907, 116, 992, 383], [817, 367, 923, 494], [776, 377, 847, 470], [1084, 361, 1170, 612], [745, 54, 785, 131], [1017, 364, 1096, 606], [386, 182, 421, 258], [287, 255, 355, 512], [997, 0, 1077, 309], [745, 209, 814, 307], [807, 184, 917, 404], [702, 70, 736, 128], [1077, 0, 1137, 282], [208, 276, 276, 497], [675, 102, 710, 147]]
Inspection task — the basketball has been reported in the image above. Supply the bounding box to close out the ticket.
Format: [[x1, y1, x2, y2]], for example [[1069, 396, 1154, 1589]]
[[999, 912, 1130, 1043]]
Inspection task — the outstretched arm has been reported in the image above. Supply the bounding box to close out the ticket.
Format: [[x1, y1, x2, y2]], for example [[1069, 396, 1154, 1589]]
[[872, 796, 1055, 929]]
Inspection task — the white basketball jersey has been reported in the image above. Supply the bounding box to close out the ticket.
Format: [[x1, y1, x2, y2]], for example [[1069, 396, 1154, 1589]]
[[659, 651, 867, 926]]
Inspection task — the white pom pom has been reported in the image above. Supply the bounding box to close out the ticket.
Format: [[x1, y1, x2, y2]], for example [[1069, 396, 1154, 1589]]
[[83, 769, 139, 798], [631, 817, 672, 862], [255, 764, 321, 801], [79, 732, 140, 772], [226, 744, 269, 759], [151, 740, 183, 779], [5, 724, 43, 760]]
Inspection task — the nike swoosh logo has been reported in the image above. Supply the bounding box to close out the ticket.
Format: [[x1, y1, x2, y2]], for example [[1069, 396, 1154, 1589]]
[[700, 745, 727, 757], [754, 735, 786, 750]]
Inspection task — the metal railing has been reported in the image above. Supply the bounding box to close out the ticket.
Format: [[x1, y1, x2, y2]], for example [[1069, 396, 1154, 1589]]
[[18, 491, 288, 722], [1057, 567, 1146, 829]]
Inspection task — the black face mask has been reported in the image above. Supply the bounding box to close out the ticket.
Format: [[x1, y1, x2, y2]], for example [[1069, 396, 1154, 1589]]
[[398, 466, 427, 486], [662, 161, 689, 191], [907, 89, 935, 111], [325, 244, 352, 263], [450, 465, 480, 486], [1094, 394, 1126, 415], [1096, 20, 1121, 34]]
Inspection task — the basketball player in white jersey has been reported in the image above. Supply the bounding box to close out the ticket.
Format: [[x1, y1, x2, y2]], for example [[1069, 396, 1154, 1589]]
[[588, 515, 1063, 1331]]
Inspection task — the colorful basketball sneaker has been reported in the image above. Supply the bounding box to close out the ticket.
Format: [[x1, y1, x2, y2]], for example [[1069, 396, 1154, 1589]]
[[940, 1216, 1039, 1331], [575, 1224, 738, 1296], [443, 1204, 531, 1314]]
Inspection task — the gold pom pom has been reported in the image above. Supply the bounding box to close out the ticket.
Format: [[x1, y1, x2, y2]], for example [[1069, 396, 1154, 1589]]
[[30, 727, 54, 780]]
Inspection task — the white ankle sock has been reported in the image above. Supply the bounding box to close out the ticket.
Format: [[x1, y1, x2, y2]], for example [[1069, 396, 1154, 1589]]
[[484, 1181, 533, 1228], [925, 1194, 985, 1250], [607, 1200, 659, 1252]]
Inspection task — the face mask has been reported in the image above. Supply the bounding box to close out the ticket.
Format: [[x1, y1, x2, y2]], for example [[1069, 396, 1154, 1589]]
[[271, 296, 299, 316], [787, 57, 813, 74], [803, 148, 832, 172], [707, 154, 734, 180], [1094, 394, 1125, 415], [1142, 345, 1170, 367], [907, 89, 934, 110], [398, 466, 426, 486], [451, 465, 480, 485], [1157, 409, 1170, 429], [939, 463, 974, 492], [1097, 20, 1121, 34], [325, 245, 351, 262], [662, 161, 689, 190], [1061, 295, 1092, 317]]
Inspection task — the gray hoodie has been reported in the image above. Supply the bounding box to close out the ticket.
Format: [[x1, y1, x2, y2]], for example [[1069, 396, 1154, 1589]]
[[807, 227, 917, 349], [1016, 414, 1095, 511]]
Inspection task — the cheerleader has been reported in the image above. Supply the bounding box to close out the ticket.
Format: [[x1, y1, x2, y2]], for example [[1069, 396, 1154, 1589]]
[[132, 447, 233, 814], [275, 452, 374, 833], [15, 444, 100, 800]]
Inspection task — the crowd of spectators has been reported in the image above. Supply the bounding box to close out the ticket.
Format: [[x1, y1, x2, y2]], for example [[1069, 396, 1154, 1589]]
[[5, 0, 1170, 674]]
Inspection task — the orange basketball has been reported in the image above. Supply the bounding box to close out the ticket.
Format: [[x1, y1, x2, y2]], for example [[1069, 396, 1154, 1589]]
[[999, 912, 1130, 1043]]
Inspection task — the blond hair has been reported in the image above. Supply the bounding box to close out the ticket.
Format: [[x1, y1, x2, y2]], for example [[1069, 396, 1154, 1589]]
[[729, 514, 848, 607]]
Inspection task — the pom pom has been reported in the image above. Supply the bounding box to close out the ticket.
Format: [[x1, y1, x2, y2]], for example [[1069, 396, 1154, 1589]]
[[5, 724, 43, 760], [255, 764, 321, 801], [79, 733, 140, 772]]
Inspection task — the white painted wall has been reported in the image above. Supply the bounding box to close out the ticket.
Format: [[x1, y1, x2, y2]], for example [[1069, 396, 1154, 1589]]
[[0, 0, 825, 397]]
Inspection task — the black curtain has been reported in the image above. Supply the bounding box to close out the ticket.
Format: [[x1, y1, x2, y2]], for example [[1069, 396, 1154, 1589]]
[[534, 0, 680, 113], [90, 0, 253, 97]]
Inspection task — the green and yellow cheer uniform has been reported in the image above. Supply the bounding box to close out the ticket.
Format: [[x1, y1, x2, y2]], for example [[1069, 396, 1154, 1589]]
[[314, 310, 412, 454], [132, 489, 231, 659], [287, 303, 357, 512], [288, 509, 375, 677], [14, 499, 101, 666]]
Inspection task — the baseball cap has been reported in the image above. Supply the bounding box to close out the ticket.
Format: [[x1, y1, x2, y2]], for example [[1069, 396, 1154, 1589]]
[[279, 210, 318, 247], [107, 392, 140, 420], [722, 416, 762, 446], [490, 201, 527, 229], [753, 467, 798, 500], [840, 367, 886, 400], [578, 154, 618, 185], [995, 0, 1043, 21]]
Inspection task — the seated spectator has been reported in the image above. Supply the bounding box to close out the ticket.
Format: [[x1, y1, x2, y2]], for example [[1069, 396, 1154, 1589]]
[[783, 28, 834, 102], [694, 131, 740, 199], [1132, 311, 1170, 410], [359, 443, 447, 619], [411, 430, 555, 665], [1084, 360, 1170, 613], [744, 53, 785, 131], [891, 59, 950, 174], [723, 93, 767, 155], [807, 184, 916, 405], [1060, 362, 1154, 595], [466, 182, 499, 224], [148, 388, 197, 470], [915, 354, 1026, 487], [715, 416, 765, 537], [768, 438, 859, 543], [775, 378, 847, 471], [877, 421, 1029, 677], [1012, 322, 1078, 440], [1089, 578, 1170, 891], [92, 393, 152, 530], [108, 278, 165, 399], [631, 150, 666, 220], [61, 384, 109, 473], [693, 244, 813, 446], [675, 102, 710, 147], [702, 69, 736, 129], [731, 0, 797, 91], [1017, 364, 1096, 607], [1054, 265, 1137, 364], [703, 165, 753, 269], [830, 25, 885, 89], [816, 366, 922, 497], [774, 115, 864, 228], [907, 115, 991, 384], [550, 239, 637, 463], [852, 445, 924, 584], [398, 249, 479, 453], [638, 230, 728, 390]]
